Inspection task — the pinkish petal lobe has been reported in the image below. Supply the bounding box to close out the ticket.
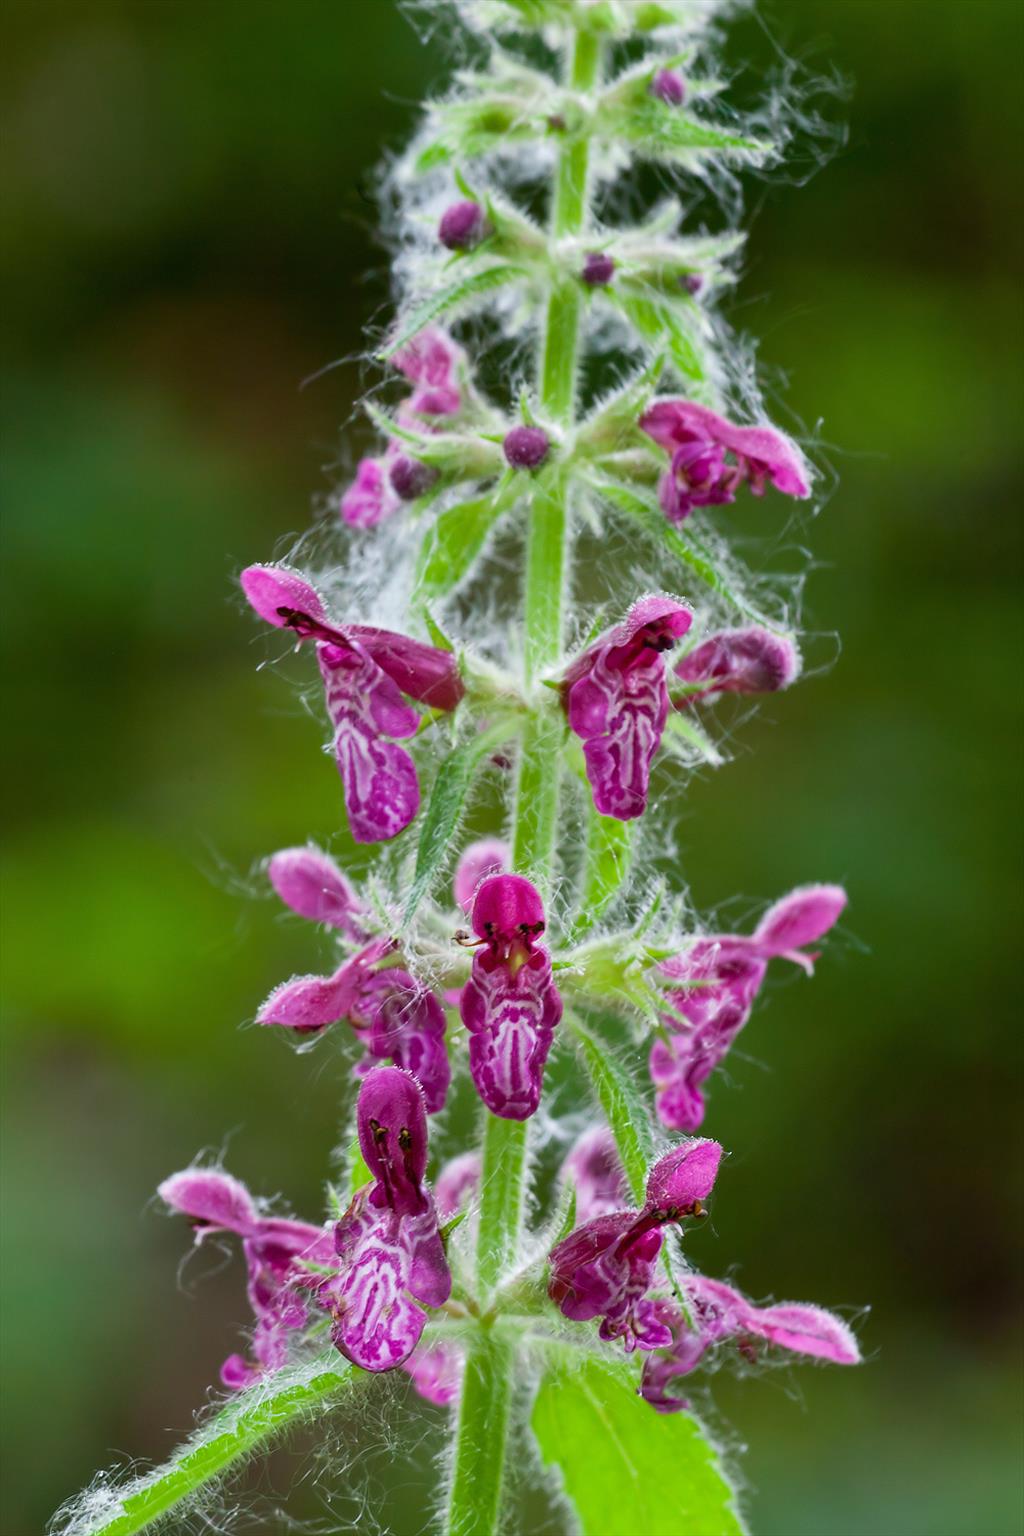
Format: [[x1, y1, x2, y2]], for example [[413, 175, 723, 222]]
[[241, 564, 327, 629], [753, 883, 848, 955], [341, 456, 400, 529], [267, 845, 362, 933], [453, 839, 510, 912], [645, 1139, 722, 1211], [347, 628, 465, 712], [158, 1169, 256, 1235]]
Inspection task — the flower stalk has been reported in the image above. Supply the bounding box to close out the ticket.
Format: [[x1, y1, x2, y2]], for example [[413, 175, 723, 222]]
[[54, 5, 862, 1535]]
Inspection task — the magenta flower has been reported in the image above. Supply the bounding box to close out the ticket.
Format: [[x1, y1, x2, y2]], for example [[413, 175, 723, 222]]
[[549, 1140, 722, 1352], [402, 1343, 463, 1406], [267, 844, 364, 939], [639, 399, 811, 523], [650, 884, 848, 1130], [560, 1126, 628, 1224], [158, 1168, 333, 1390], [581, 251, 615, 287], [324, 1068, 451, 1372], [459, 874, 563, 1120], [434, 1151, 482, 1219], [241, 564, 463, 843], [503, 425, 550, 469], [439, 199, 489, 251], [640, 1274, 860, 1412], [258, 939, 451, 1113], [453, 838, 510, 912], [650, 68, 687, 107], [563, 595, 693, 821], [674, 626, 800, 704], [340, 328, 463, 527]]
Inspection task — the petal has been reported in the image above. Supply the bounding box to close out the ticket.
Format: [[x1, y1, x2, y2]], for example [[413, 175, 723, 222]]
[[357, 1066, 430, 1214], [560, 1127, 628, 1225], [347, 628, 465, 712], [267, 845, 361, 932], [361, 971, 451, 1113], [158, 1169, 256, 1235], [649, 1036, 708, 1133], [257, 960, 365, 1031], [674, 628, 800, 700], [240, 563, 328, 629], [340, 457, 400, 529], [548, 1212, 638, 1321], [645, 1139, 722, 1211], [318, 643, 422, 843], [329, 1240, 427, 1372], [460, 948, 562, 1120], [470, 874, 545, 944], [453, 839, 510, 912], [402, 1343, 463, 1405], [434, 1152, 481, 1220], [747, 1302, 861, 1364], [753, 883, 848, 956]]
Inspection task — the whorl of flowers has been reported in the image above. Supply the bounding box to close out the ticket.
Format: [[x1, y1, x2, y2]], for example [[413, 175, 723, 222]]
[[55, 5, 861, 1535]]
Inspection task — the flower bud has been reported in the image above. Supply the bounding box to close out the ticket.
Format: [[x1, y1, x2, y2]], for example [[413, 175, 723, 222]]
[[681, 273, 704, 297], [503, 425, 550, 470], [582, 252, 615, 287], [650, 68, 687, 107], [438, 200, 488, 251], [389, 454, 439, 502]]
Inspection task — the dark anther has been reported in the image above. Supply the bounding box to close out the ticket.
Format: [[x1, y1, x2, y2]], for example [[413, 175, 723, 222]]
[[369, 1116, 388, 1143], [397, 1126, 412, 1150]]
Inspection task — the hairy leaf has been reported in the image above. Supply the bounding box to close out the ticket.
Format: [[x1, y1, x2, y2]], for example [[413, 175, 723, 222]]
[[414, 492, 506, 603], [569, 1013, 655, 1204], [531, 1355, 746, 1536], [381, 266, 528, 360], [404, 719, 520, 922]]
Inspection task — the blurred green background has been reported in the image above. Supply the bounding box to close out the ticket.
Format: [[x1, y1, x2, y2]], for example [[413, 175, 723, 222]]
[[2, 1, 1022, 1532]]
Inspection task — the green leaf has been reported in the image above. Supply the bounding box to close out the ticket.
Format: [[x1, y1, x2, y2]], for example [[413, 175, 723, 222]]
[[531, 1355, 746, 1536], [593, 478, 770, 624], [569, 1013, 655, 1204], [414, 492, 505, 603], [614, 102, 767, 161], [381, 266, 528, 360], [661, 709, 724, 768], [404, 719, 519, 922], [616, 293, 708, 386], [577, 805, 633, 933], [344, 1134, 373, 1199]]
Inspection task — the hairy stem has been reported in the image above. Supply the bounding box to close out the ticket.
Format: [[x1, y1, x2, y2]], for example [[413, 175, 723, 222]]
[[445, 26, 602, 1536], [71, 1358, 354, 1536]]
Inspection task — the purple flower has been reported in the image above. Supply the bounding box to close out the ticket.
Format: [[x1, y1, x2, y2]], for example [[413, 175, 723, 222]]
[[582, 252, 615, 287], [560, 1126, 628, 1223], [439, 200, 489, 251], [340, 328, 462, 527], [402, 1343, 463, 1405], [258, 939, 451, 1113], [650, 68, 687, 107], [563, 595, 693, 821], [549, 1140, 722, 1352], [639, 399, 811, 523], [389, 454, 440, 502], [324, 1068, 451, 1372], [434, 1151, 482, 1219], [392, 327, 464, 419], [503, 425, 551, 470], [674, 626, 800, 704], [459, 874, 563, 1120], [267, 844, 364, 939], [650, 884, 848, 1130], [340, 455, 401, 529], [241, 564, 462, 843], [158, 1168, 333, 1390], [681, 273, 705, 297], [454, 838, 510, 912], [640, 1275, 860, 1412]]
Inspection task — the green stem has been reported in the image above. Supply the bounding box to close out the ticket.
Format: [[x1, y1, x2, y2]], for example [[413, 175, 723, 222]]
[[78, 1358, 354, 1536], [446, 26, 602, 1536]]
